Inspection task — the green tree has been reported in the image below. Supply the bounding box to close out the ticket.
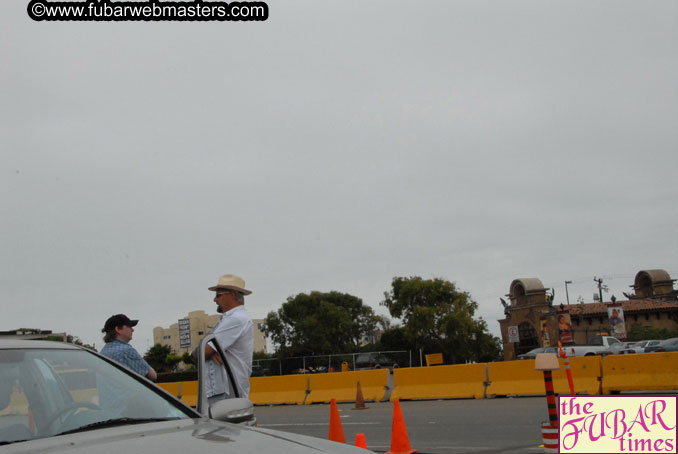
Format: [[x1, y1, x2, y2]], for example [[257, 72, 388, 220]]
[[626, 325, 678, 341], [165, 354, 183, 372], [263, 291, 377, 356], [381, 276, 501, 364], [253, 351, 273, 360], [374, 315, 392, 331], [377, 327, 411, 352], [181, 351, 195, 368], [144, 344, 175, 372]]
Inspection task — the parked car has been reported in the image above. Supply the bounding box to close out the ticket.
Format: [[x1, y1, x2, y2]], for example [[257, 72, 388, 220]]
[[517, 347, 559, 360], [560, 336, 622, 357], [250, 364, 267, 377], [291, 366, 325, 374], [0, 339, 373, 453], [644, 337, 678, 353], [618, 339, 662, 354], [596, 341, 638, 357], [354, 353, 398, 370]]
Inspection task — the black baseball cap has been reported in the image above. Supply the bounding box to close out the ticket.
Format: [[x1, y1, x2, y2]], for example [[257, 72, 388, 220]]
[[102, 314, 139, 332]]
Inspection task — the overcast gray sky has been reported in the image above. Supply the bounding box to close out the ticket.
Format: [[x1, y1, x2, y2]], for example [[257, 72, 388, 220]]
[[2, 0, 677, 352]]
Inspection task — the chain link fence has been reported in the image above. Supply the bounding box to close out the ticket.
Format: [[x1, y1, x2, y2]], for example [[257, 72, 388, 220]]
[[252, 350, 413, 376]]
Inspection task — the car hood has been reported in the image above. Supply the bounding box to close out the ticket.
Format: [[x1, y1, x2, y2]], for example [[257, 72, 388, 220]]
[[2, 419, 373, 454]]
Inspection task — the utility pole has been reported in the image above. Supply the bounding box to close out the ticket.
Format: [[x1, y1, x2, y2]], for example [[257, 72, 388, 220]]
[[565, 280, 572, 305], [593, 277, 608, 303]]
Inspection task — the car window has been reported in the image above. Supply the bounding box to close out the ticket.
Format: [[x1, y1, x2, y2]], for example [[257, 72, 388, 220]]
[[0, 348, 193, 445]]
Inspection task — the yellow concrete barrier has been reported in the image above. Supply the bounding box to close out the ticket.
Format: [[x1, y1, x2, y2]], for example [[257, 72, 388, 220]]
[[602, 352, 678, 394], [390, 364, 486, 401], [561, 356, 601, 395], [487, 361, 548, 396], [305, 369, 388, 404], [157, 382, 181, 398], [152, 351, 678, 405], [179, 380, 199, 407], [249, 374, 309, 405], [487, 358, 602, 396]]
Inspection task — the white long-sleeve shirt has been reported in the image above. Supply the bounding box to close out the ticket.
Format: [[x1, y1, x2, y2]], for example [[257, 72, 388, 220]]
[[205, 305, 253, 398]]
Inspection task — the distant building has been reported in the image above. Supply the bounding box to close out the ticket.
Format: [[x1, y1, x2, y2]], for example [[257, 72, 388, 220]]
[[153, 310, 267, 354], [498, 269, 678, 361]]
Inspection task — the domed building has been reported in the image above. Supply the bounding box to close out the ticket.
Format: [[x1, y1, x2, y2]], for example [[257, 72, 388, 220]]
[[498, 269, 678, 360]]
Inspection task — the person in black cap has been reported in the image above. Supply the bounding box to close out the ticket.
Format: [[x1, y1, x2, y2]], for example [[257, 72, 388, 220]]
[[100, 314, 157, 381]]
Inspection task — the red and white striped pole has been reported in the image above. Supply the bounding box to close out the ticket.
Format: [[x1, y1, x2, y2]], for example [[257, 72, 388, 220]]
[[559, 341, 575, 395], [541, 422, 559, 454], [535, 353, 561, 453], [542, 368, 558, 425]]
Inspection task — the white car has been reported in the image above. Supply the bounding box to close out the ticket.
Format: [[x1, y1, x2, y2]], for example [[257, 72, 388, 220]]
[[620, 339, 662, 354], [597, 341, 638, 357], [517, 347, 559, 360], [0, 339, 372, 453], [644, 337, 678, 353]]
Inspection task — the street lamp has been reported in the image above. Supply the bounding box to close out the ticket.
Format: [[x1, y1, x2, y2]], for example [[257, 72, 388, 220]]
[[565, 280, 572, 305]]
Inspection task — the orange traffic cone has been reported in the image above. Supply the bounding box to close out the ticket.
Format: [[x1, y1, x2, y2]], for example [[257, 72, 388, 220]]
[[355, 433, 368, 449], [352, 381, 368, 410], [328, 398, 346, 443], [386, 399, 417, 454]]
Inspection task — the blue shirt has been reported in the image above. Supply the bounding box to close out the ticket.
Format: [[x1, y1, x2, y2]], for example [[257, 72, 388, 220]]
[[100, 339, 151, 377]]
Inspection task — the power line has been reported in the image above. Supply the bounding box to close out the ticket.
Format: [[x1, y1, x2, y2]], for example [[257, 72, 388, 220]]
[[546, 274, 636, 289]]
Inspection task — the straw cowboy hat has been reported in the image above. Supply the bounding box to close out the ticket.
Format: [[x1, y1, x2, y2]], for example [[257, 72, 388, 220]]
[[208, 274, 252, 295]]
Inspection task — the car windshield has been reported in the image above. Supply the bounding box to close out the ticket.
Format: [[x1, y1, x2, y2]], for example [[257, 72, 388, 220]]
[[0, 347, 192, 445]]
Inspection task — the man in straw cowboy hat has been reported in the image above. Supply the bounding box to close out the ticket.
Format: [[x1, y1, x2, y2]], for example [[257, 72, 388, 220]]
[[201, 274, 254, 403]]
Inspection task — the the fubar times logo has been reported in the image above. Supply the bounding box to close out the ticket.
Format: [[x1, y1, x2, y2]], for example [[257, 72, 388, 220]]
[[559, 396, 677, 453]]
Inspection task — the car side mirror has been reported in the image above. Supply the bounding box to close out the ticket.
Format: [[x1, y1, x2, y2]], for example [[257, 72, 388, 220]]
[[209, 397, 255, 424]]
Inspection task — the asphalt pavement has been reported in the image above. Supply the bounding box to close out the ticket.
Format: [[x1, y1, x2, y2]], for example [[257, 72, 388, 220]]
[[256, 397, 551, 454]]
